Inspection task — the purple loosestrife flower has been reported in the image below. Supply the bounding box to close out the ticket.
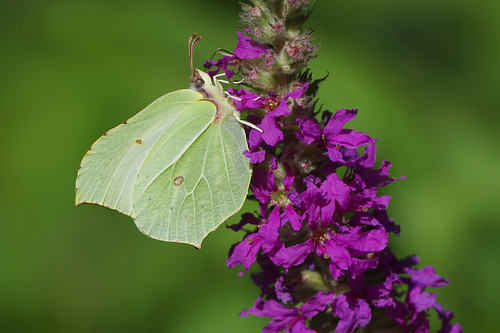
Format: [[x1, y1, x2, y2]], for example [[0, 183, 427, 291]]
[[435, 303, 463, 333], [227, 232, 263, 276], [296, 108, 375, 164], [258, 84, 309, 146], [204, 31, 270, 79], [227, 206, 283, 275], [266, 173, 389, 280], [209, 2, 461, 331], [328, 273, 399, 333], [234, 31, 270, 59], [241, 291, 335, 333], [227, 87, 265, 112]]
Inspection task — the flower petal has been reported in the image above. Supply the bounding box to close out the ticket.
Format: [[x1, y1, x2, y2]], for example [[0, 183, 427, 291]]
[[295, 117, 322, 144], [227, 233, 263, 275], [323, 108, 358, 137], [330, 129, 375, 149], [234, 31, 270, 59], [260, 113, 283, 146]]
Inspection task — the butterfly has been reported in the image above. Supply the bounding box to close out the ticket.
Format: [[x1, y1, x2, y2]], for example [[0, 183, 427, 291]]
[[76, 34, 252, 248]]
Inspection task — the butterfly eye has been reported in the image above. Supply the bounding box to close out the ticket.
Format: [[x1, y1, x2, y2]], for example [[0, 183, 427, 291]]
[[196, 78, 205, 85]]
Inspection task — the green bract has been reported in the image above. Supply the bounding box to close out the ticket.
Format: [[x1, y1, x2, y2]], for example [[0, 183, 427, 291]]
[[76, 72, 251, 247]]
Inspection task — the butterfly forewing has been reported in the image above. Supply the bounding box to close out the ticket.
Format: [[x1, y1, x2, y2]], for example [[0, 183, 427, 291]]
[[75, 89, 213, 216]]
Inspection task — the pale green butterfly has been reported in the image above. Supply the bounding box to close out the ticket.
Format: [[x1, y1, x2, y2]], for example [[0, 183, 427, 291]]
[[75, 34, 255, 248]]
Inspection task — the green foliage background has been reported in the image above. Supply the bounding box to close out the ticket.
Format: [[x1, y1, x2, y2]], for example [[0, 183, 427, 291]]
[[1, 0, 498, 331]]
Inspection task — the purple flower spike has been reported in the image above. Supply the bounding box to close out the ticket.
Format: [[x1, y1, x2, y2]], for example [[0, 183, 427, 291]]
[[219, 6, 460, 331]]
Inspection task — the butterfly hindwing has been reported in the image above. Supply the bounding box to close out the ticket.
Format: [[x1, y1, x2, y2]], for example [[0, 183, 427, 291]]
[[133, 113, 251, 247]]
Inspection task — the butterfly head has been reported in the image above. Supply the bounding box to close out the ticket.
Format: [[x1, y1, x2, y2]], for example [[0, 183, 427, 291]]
[[188, 34, 236, 122], [191, 68, 236, 123]]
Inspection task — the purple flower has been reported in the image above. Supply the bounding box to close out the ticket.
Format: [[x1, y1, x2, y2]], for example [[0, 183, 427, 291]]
[[405, 265, 449, 289], [241, 291, 335, 333], [283, 204, 302, 231], [348, 257, 380, 279], [300, 181, 333, 229], [260, 84, 309, 146], [260, 115, 284, 146], [328, 275, 396, 333], [227, 233, 263, 276], [296, 109, 375, 164], [335, 227, 389, 254], [244, 149, 266, 164], [350, 210, 401, 236], [250, 157, 281, 203], [346, 188, 391, 212], [234, 31, 270, 59], [331, 294, 371, 333], [320, 172, 351, 212], [227, 206, 286, 275], [203, 54, 237, 79], [435, 303, 463, 333], [260, 206, 284, 253], [204, 31, 269, 79], [385, 264, 455, 332], [269, 239, 315, 269], [270, 225, 388, 280], [274, 275, 293, 304], [228, 87, 265, 111], [243, 126, 267, 164], [348, 143, 405, 191]]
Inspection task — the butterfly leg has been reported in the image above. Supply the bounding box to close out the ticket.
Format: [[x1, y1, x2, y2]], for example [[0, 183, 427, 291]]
[[233, 111, 263, 132]]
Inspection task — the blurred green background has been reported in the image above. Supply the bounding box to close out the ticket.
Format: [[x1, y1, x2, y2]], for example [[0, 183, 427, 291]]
[[1, 0, 498, 331]]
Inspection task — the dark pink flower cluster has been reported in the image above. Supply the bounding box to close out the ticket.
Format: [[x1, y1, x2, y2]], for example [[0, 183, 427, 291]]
[[205, 30, 461, 333]]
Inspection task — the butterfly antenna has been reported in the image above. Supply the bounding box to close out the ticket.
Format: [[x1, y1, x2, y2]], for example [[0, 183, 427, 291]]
[[188, 33, 202, 82]]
